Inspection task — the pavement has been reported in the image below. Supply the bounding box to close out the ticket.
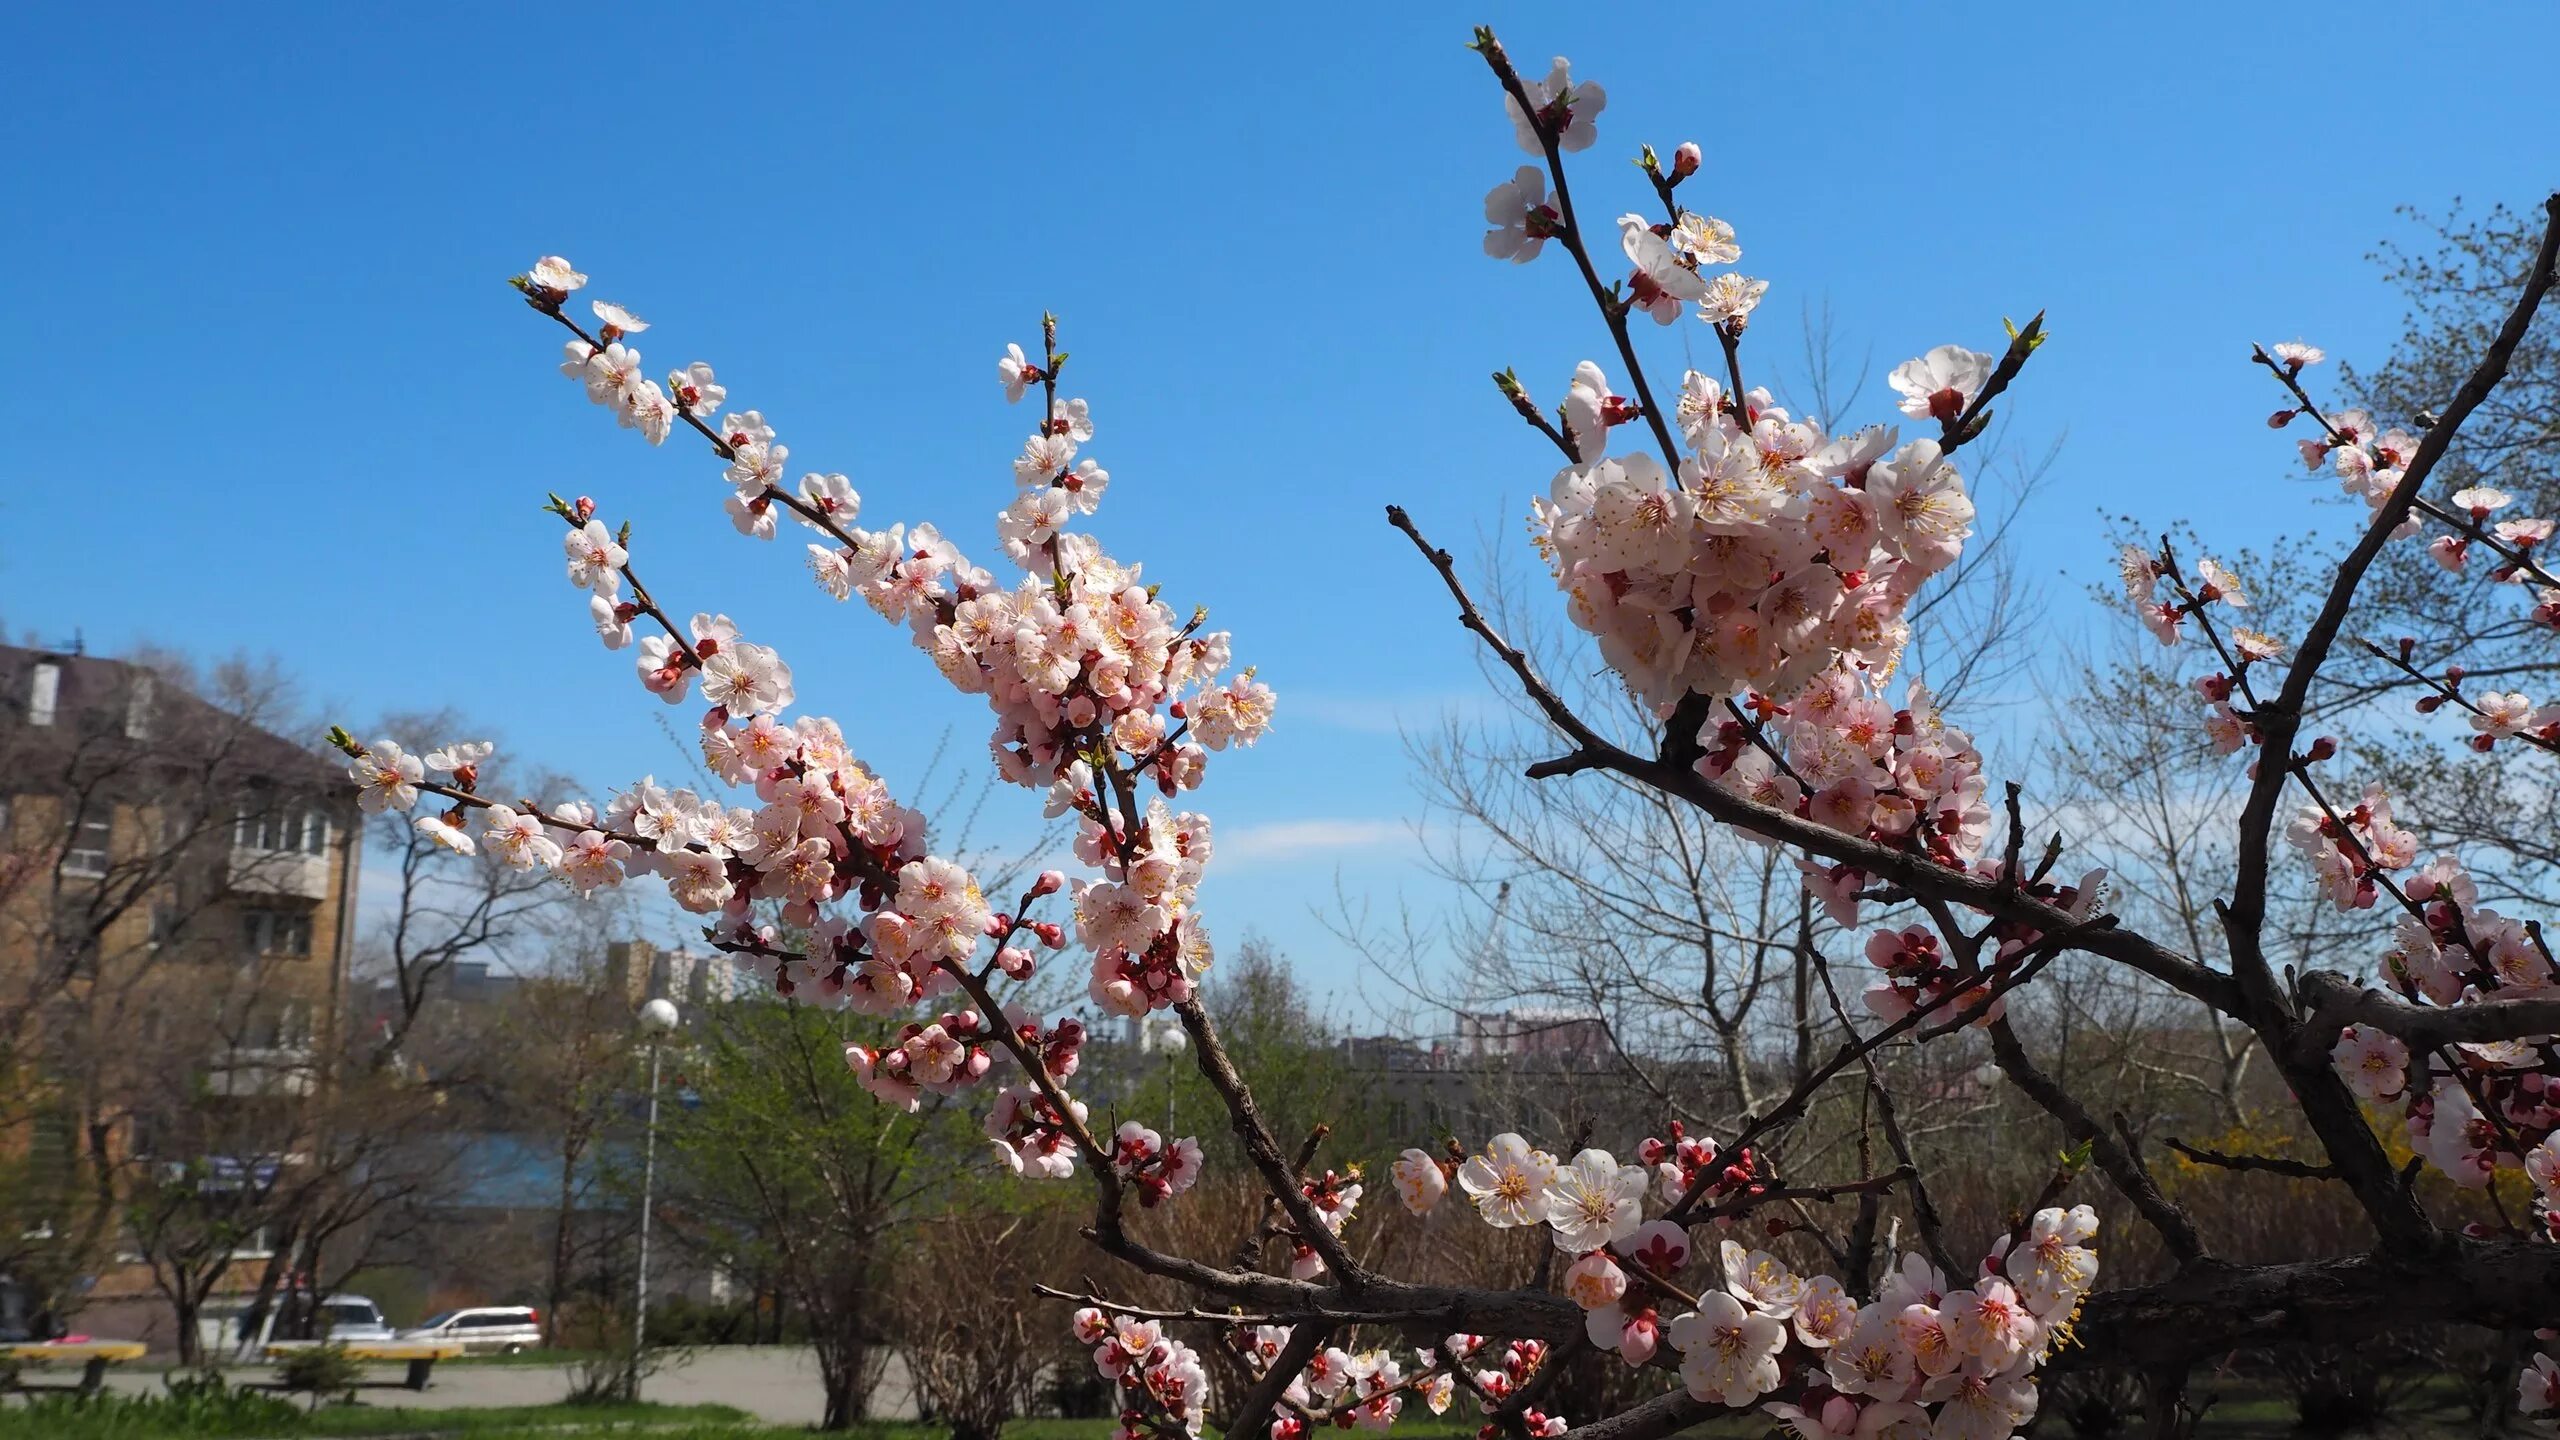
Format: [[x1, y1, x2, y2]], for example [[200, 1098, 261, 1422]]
[[97, 1346, 920, 1427]]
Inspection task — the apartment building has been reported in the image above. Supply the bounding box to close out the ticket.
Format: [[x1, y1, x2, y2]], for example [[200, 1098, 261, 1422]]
[[0, 643, 362, 1346]]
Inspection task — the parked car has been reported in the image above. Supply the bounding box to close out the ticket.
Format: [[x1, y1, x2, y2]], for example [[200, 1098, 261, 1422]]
[[400, 1306, 542, 1354], [316, 1295, 396, 1345]]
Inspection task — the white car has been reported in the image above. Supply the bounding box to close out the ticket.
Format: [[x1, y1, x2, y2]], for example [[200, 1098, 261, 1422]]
[[317, 1294, 396, 1344], [400, 1305, 543, 1354]]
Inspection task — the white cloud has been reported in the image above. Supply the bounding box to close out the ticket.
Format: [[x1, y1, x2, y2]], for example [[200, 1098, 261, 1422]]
[[1215, 817, 1413, 866]]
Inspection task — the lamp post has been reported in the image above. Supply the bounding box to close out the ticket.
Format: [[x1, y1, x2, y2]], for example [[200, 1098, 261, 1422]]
[[1158, 1021, 1187, 1133], [630, 997, 680, 1402]]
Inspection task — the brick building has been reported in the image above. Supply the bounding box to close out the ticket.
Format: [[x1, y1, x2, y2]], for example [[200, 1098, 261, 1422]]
[[0, 644, 362, 1348]]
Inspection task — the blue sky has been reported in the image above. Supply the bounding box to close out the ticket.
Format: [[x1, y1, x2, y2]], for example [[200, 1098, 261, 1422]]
[[4, 4, 2555, 1019]]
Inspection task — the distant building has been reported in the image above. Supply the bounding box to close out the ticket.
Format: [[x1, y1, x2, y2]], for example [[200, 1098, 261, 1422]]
[[0, 643, 362, 1349], [606, 939, 742, 1014], [1332, 1008, 1684, 1146], [1450, 1006, 1613, 1062]]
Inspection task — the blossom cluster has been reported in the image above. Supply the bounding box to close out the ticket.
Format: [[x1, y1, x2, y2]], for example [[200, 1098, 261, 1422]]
[[1071, 1310, 1213, 1440], [1488, 54, 2000, 861], [1638, 1121, 1766, 1208], [1695, 674, 1999, 883], [847, 1009, 997, 1110], [797, 334, 1271, 1020], [2409, 663, 2560, 754], [2270, 342, 2557, 624], [1233, 1326, 1540, 1440], [346, 258, 1293, 1203], [1525, 363, 1978, 717], [1371, 1130, 2094, 1435], [1281, 1168, 1365, 1280], [1631, 1218, 2090, 1436], [2325, 853, 2560, 1234], [1109, 1121, 1206, 1208], [2140, 338, 2560, 1416]]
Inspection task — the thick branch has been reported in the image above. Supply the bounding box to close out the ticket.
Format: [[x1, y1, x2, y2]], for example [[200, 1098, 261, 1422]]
[[2293, 969, 2560, 1058]]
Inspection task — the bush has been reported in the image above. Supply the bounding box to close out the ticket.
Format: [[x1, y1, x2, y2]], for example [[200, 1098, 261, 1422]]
[[272, 1343, 365, 1411], [0, 1372, 302, 1438]]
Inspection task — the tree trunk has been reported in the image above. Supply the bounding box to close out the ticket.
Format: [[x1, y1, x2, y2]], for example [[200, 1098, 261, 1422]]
[[170, 1280, 203, 1368], [544, 1147, 578, 1346], [232, 1226, 297, 1360]]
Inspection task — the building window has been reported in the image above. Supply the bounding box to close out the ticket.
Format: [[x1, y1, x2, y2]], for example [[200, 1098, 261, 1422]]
[[241, 909, 313, 958], [60, 814, 111, 879], [235, 807, 330, 856], [29, 663, 59, 727]]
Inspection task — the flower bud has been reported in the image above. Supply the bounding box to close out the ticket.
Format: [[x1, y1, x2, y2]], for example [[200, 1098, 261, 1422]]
[[1033, 869, 1067, 897], [1670, 141, 1701, 180], [1618, 1312, 1657, 1366]]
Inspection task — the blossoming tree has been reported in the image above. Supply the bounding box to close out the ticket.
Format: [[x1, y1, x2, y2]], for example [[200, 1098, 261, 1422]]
[[335, 27, 2560, 1440]]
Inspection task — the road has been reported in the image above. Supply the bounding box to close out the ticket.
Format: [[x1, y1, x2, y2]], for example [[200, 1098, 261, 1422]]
[[99, 1346, 920, 1426]]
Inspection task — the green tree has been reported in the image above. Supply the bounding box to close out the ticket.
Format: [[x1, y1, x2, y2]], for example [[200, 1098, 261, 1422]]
[[654, 998, 973, 1431], [1157, 937, 1391, 1173]]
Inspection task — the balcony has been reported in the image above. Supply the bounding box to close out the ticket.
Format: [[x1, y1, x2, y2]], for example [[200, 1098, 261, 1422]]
[[225, 844, 331, 901]]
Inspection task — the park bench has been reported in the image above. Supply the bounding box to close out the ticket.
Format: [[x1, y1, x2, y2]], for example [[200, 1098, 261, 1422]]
[[261, 1340, 465, 1392], [1, 1339, 148, 1396]]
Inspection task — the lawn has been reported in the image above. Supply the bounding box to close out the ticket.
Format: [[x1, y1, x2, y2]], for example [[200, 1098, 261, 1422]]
[[0, 1393, 767, 1440], [0, 1386, 2531, 1439]]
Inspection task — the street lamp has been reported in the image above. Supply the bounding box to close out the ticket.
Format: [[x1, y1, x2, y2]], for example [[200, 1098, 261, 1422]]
[[1157, 1021, 1187, 1133], [630, 997, 679, 1401]]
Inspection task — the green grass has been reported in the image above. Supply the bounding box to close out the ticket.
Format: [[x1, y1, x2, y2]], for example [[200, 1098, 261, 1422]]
[[0, 1382, 2525, 1440], [0, 1392, 764, 1440], [302, 1402, 763, 1436]]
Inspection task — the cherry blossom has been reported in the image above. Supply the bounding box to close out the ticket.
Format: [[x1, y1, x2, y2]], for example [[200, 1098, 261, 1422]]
[[1887, 344, 1991, 425], [1667, 1292, 1786, 1405], [348, 739, 424, 813], [1505, 56, 1605, 155], [563, 520, 626, 595], [2331, 1024, 2412, 1101], [1540, 1148, 1647, 1250], [1455, 1132, 1557, 1227], [1390, 1148, 1448, 1214], [526, 256, 585, 295], [1482, 166, 1557, 262]]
